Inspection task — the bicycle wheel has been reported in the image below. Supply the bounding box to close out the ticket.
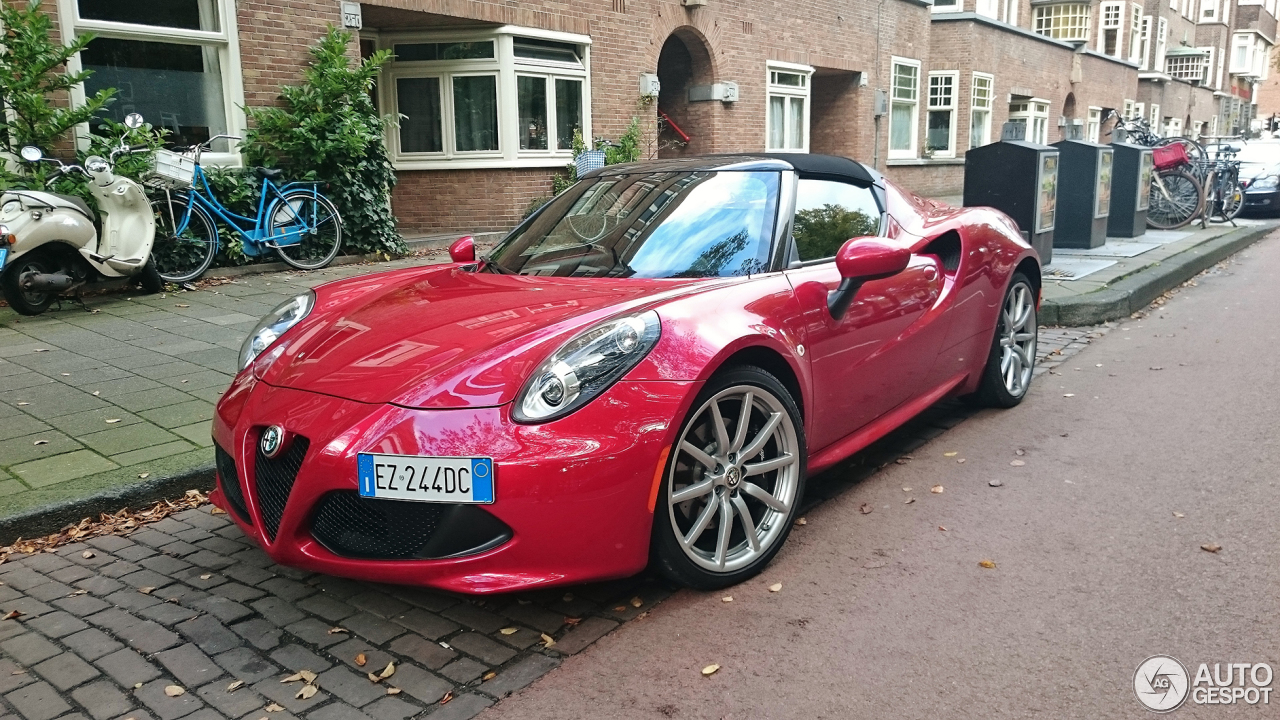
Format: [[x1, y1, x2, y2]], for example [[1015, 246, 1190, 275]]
[[1221, 180, 1245, 221], [1146, 169, 1203, 230], [1157, 137, 1208, 171], [150, 194, 218, 283], [267, 189, 343, 270]]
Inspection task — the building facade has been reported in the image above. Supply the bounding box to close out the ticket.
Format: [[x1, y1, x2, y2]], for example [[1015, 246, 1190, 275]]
[[36, 0, 1277, 237]]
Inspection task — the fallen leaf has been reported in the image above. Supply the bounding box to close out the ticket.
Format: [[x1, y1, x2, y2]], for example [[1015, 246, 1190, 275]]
[[894, 458, 910, 465], [540, 633, 556, 648], [859, 503, 872, 514], [904, 497, 915, 504], [902, 487, 911, 492], [943, 451, 958, 457], [164, 686, 186, 697], [92, 391, 100, 396], [367, 672, 382, 683], [482, 671, 496, 681], [138, 586, 155, 595], [33, 440, 48, 446], [134, 683, 143, 689], [613, 606, 626, 612], [281, 673, 304, 683], [564, 617, 581, 626], [81, 551, 95, 559], [1015, 449, 1026, 456], [210, 507, 227, 515], [299, 670, 316, 683], [988, 480, 1003, 487], [227, 680, 244, 692], [60, 373, 70, 377], [630, 596, 643, 608], [34, 348, 47, 352], [930, 485, 944, 494], [138, 473, 150, 479], [722, 596, 733, 602], [794, 517, 807, 525], [354, 653, 367, 667], [701, 664, 721, 676], [176, 304, 190, 308], [295, 684, 317, 700], [265, 703, 284, 712], [499, 627, 518, 635], [562, 593, 574, 602], [441, 692, 453, 704], [1010, 460, 1025, 467], [1173, 512, 1185, 518], [768, 583, 782, 592], [2, 610, 22, 620], [978, 560, 997, 569], [200, 573, 212, 580], [1201, 543, 1222, 553], [938, 526, 948, 532], [328, 627, 348, 634], [1150, 366, 1163, 371], [16, 402, 28, 406], [105, 418, 121, 423], [387, 687, 402, 695], [379, 662, 395, 679]]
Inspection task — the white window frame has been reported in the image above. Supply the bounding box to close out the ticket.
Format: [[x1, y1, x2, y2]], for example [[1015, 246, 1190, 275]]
[[54, 0, 247, 165], [1210, 114, 1218, 136], [1166, 117, 1183, 136], [1098, 1, 1125, 57], [1133, 102, 1145, 123], [1200, 47, 1216, 86], [1033, 4, 1092, 42], [1150, 103, 1161, 126], [1230, 33, 1253, 74], [1123, 99, 1135, 121], [765, 61, 813, 152], [1128, 4, 1143, 63], [1009, 98, 1050, 144], [889, 57, 921, 160], [1155, 18, 1169, 72], [1139, 16, 1151, 70], [976, 0, 1000, 19], [379, 26, 592, 170], [1201, 0, 1219, 21], [1004, 0, 1019, 25], [1165, 53, 1207, 81], [970, 72, 994, 149], [1087, 106, 1102, 143], [931, 0, 962, 13], [925, 71, 958, 158]]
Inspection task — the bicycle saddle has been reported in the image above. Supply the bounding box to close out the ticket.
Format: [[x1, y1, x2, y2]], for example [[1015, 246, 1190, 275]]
[[253, 167, 285, 181]]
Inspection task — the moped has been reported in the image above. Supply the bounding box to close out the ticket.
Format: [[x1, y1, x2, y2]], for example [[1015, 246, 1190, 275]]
[[0, 113, 162, 316]]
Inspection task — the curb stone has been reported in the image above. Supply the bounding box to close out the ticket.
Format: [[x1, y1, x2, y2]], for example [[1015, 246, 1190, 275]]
[[0, 463, 215, 545], [1040, 224, 1274, 326]]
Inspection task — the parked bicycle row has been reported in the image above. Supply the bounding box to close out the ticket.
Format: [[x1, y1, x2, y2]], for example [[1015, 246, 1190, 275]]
[[0, 115, 345, 316]]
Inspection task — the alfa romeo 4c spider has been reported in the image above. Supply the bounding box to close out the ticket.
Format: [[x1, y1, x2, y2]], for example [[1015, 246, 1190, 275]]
[[212, 154, 1041, 593]]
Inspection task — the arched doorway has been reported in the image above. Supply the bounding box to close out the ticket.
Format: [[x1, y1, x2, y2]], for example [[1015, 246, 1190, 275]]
[[1062, 92, 1077, 140], [656, 29, 716, 157]]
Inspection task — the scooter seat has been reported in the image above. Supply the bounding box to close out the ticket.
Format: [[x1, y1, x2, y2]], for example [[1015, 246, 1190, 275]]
[[50, 193, 94, 219], [253, 167, 285, 181]]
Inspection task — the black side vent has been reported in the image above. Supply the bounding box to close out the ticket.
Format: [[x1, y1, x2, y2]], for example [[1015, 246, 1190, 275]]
[[254, 435, 310, 541], [924, 231, 963, 273], [214, 445, 251, 524], [311, 492, 512, 560]]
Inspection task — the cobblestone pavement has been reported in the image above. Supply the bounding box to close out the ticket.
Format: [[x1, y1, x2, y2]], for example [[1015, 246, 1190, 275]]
[[0, 248, 459, 519], [0, 325, 1103, 720]]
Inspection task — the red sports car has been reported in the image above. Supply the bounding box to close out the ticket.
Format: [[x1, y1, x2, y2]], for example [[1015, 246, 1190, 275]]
[[212, 154, 1040, 593]]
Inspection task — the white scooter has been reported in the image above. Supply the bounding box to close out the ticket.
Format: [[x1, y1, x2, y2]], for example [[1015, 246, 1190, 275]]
[[0, 113, 161, 316]]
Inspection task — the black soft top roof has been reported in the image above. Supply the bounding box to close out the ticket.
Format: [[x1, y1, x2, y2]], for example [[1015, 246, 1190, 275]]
[[585, 153, 880, 187]]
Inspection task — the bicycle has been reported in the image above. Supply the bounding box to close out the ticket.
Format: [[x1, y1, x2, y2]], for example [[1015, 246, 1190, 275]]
[[148, 135, 343, 282], [1198, 142, 1245, 226]]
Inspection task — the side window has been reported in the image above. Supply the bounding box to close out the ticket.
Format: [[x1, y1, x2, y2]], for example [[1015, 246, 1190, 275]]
[[792, 179, 881, 262]]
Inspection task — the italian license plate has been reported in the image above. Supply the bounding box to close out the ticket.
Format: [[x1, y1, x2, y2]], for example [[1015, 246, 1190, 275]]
[[357, 453, 494, 503]]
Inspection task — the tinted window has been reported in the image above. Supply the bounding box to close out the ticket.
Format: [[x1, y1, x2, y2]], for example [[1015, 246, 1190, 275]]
[[792, 179, 881, 262], [489, 171, 781, 279]]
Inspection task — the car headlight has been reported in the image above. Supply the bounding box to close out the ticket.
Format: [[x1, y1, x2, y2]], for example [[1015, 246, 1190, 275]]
[[514, 310, 662, 423], [1250, 175, 1279, 190], [239, 291, 314, 370]]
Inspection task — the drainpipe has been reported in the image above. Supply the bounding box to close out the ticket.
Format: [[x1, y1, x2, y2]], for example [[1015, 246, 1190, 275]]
[[872, 0, 886, 170]]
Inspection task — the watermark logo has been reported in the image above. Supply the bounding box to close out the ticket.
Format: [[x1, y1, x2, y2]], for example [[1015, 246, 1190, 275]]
[[1134, 655, 1190, 713]]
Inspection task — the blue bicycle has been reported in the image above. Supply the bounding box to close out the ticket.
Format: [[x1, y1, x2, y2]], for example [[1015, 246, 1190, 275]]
[[149, 134, 344, 282]]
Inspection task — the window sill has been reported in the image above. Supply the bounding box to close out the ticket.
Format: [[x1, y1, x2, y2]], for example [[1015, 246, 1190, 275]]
[[886, 157, 966, 166], [392, 156, 575, 171]]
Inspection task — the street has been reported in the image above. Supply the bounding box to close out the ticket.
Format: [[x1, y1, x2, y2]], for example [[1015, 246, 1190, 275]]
[[478, 236, 1280, 719]]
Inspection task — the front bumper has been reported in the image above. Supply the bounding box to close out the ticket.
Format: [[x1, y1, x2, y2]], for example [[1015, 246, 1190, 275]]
[[211, 374, 697, 594], [1242, 189, 1280, 214]]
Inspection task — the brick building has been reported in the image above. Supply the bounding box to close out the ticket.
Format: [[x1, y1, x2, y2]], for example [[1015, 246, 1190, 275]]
[[39, 0, 1276, 237]]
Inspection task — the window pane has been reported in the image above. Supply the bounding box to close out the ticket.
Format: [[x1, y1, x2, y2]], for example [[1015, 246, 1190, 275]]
[[517, 76, 548, 150], [453, 75, 499, 152], [81, 37, 226, 148], [514, 38, 581, 64], [78, 0, 218, 32], [555, 79, 582, 150], [890, 102, 913, 151], [397, 77, 443, 153], [788, 97, 805, 149], [393, 42, 494, 62], [768, 95, 786, 149], [772, 72, 805, 87], [792, 179, 880, 261], [970, 110, 989, 148], [927, 110, 952, 152]]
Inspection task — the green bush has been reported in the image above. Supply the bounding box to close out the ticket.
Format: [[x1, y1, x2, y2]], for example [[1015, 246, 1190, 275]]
[[243, 27, 403, 258]]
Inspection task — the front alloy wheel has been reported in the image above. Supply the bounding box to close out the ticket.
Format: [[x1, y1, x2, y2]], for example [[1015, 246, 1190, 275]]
[[653, 367, 806, 589], [969, 272, 1037, 408]]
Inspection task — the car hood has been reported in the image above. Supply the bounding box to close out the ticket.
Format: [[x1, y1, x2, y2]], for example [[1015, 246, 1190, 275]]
[[256, 264, 710, 408], [1240, 162, 1280, 182]]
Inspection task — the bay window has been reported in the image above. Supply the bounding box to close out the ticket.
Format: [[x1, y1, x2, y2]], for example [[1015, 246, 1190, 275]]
[[766, 62, 813, 152], [1009, 99, 1050, 144], [59, 0, 244, 158], [382, 28, 591, 169], [1033, 4, 1091, 42], [889, 58, 920, 159]]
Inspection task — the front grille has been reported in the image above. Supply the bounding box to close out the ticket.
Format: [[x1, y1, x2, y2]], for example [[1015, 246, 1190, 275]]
[[214, 445, 250, 524], [254, 435, 310, 541], [311, 492, 512, 560]]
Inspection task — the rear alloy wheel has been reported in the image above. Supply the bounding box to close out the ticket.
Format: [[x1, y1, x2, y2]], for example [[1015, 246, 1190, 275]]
[[652, 367, 806, 589], [970, 272, 1037, 408]]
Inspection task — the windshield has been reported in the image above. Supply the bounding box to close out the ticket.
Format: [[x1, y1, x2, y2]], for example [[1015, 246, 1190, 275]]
[[1223, 142, 1280, 168], [487, 170, 781, 278]]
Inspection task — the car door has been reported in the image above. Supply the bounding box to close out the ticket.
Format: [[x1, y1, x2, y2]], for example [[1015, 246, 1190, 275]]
[[783, 178, 942, 450]]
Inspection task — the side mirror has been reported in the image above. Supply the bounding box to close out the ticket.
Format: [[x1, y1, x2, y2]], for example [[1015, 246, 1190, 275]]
[[19, 146, 42, 162], [828, 237, 911, 319], [448, 235, 476, 263], [124, 113, 145, 129]]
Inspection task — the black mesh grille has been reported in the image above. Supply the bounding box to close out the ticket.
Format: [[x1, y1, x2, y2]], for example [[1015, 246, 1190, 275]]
[[214, 445, 250, 524], [311, 492, 511, 560], [254, 435, 310, 541]]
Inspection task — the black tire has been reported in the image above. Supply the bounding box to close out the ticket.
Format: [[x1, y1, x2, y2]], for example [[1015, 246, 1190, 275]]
[[651, 366, 807, 590], [969, 272, 1038, 408], [268, 190, 343, 270], [150, 194, 218, 283], [1, 250, 57, 316], [1146, 169, 1203, 230], [137, 256, 164, 294]]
